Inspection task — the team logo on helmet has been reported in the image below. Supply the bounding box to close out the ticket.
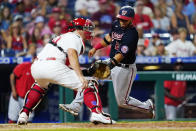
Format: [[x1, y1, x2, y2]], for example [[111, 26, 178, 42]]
[[122, 10, 127, 16]]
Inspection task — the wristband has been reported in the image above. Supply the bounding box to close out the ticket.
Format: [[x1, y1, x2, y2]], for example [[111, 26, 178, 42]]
[[94, 43, 104, 50], [111, 58, 118, 65], [103, 37, 110, 45]]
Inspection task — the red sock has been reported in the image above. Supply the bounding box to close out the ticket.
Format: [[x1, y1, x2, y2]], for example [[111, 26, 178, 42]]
[[8, 120, 16, 123], [22, 84, 46, 115], [83, 87, 102, 113]]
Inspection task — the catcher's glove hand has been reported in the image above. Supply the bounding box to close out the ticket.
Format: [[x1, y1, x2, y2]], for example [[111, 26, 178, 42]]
[[90, 60, 111, 79], [82, 58, 118, 79]]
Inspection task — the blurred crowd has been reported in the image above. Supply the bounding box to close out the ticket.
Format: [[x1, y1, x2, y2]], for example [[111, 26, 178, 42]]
[[0, 0, 196, 58]]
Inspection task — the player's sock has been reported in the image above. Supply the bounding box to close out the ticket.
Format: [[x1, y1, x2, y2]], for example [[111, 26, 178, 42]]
[[8, 120, 16, 123], [83, 86, 102, 113], [22, 83, 47, 116]]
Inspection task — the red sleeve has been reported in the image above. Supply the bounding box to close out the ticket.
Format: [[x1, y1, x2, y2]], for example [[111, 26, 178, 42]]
[[13, 63, 25, 78], [146, 15, 153, 28], [164, 81, 171, 89]]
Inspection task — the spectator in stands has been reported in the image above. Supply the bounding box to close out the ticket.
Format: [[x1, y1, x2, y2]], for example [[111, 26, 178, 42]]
[[29, 16, 52, 37], [48, 7, 61, 31], [0, 31, 6, 51], [16, 43, 37, 58], [45, 0, 58, 15], [193, 34, 196, 47], [164, 61, 187, 120], [13, 15, 23, 25], [190, 13, 196, 34], [144, 34, 160, 56], [43, 34, 51, 46], [8, 61, 35, 123], [166, 28, 196, 57], [133, 1, 153, 32], [22, 0, 36, 25], [13, 14, 26, 36], [0, 0, 15, 13], [52, 21, 62, 37], [152, 6, 170, 33], [7, 22, 28, 55], [91, 0, 114, 34], [75, 0, 99, 18], [13, 1, 25, 17], [57, 0, 73, 20], [143, 0, 154, 12], [183, 0, 196, 18], [170, 29, 179, 41], [171, 2, 192, 33], [134, 0, 153, 18], [48, 7, 70, 34], [34, 0, 48, 16], [105, 0, 119, 16], [154, 40, 168, 56], [29, 27, 44, 54], [25, 43, 37, 58], [157, 0, 174, 18], [0, 6, 12, 31], [136, 39, 146, 56]]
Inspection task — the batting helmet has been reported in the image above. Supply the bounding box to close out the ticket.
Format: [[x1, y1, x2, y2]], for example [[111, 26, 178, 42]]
[[116, 6, 135, 20], [72, 18, 95, 40]]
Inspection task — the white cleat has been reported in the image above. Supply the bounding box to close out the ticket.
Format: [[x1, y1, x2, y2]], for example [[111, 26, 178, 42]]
[[17, 112, 28, 125], [146, 99, 155, 119], [90, 112, 116, 125], [59, 104, 79, 116]]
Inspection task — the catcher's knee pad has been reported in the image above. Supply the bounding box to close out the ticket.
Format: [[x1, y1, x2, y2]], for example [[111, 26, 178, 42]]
[[84, 83, 102, 112], [23, 83, 47, 112]]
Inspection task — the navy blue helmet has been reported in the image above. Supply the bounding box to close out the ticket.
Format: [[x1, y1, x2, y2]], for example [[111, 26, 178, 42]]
[[116, 6, 135, 21]]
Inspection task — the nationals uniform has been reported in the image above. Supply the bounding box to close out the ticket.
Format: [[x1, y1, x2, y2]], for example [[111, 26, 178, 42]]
[[64, 6, 154, 117], [8, 62, 35, 122], [31, 32, 85, 89]]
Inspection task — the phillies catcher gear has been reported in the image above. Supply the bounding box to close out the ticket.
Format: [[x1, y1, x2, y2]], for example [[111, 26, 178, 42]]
[[88, 59, 118, 79], [72, 18, 95, 40], [82, 58, 118, 79]]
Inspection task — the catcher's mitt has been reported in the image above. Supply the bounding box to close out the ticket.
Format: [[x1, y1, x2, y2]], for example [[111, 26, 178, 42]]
[[91, 61, 111, 79]]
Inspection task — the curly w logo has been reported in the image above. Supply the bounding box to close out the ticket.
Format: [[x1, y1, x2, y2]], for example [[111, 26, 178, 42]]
[[122, 10, 127, 15]]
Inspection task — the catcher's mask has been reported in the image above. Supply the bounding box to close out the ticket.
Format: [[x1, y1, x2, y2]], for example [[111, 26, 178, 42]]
[[72, 18, 95, 40]]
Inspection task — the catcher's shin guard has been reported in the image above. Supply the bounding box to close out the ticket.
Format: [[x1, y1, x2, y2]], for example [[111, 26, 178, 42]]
[[84, 80, 102, 113], [22, 83, 47, 115]]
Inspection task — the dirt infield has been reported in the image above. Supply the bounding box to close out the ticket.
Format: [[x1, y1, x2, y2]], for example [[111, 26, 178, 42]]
[[0, 121, 196, 131]]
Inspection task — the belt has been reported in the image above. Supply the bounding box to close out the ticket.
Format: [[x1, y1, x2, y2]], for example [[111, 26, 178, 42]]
[[35, 57, 56, 61], [117, 63, 130, 68]]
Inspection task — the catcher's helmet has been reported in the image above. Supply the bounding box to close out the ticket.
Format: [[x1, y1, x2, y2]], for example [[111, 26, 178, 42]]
[[116, 6, 135, 20], [72, 18, 95, 40], [65, 22, 75, 33]]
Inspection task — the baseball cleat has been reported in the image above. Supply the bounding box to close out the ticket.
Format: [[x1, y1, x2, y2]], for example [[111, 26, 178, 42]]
[[59, 104, 79, 116], [90, 112, 116, 125], [17, 112, 28, 125], [146, 99, 155, 119]]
